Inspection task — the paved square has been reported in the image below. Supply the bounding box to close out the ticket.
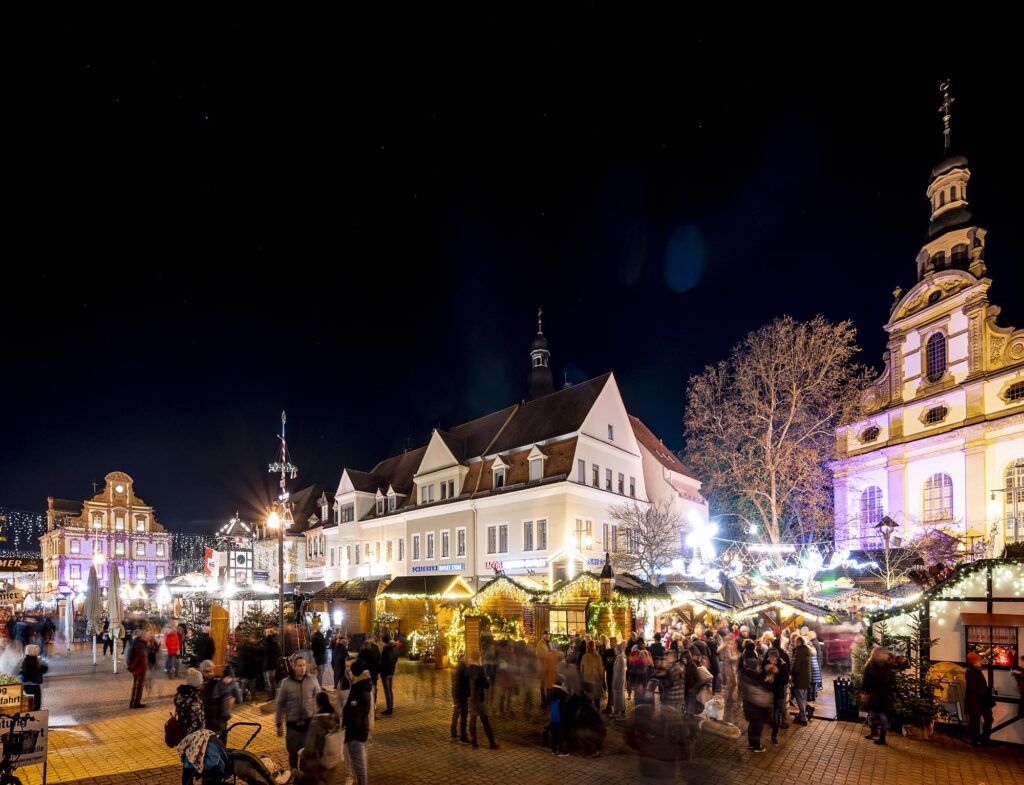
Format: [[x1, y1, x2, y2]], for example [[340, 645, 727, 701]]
[[10, 649, 1024, 785]]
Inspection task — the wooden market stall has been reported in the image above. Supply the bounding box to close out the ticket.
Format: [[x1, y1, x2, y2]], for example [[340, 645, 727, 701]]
[[730, 598, 835, 632], [308, 578, 388, 636], [377, 574, 475, 641], [868, 558, 1024, 745], [654, 587, 737, 633], [472, 574, 545, 638]]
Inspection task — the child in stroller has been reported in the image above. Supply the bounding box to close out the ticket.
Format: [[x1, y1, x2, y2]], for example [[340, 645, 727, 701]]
[[184, 722, 288, 785]]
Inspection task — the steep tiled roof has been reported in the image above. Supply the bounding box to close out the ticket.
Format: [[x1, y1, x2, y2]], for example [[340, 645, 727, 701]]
[[628, 415, 696, 480]]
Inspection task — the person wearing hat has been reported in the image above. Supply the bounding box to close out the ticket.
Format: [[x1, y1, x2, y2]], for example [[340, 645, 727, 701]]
[[19, 644, 48, 710], [276, 655, 321, 774], [342, 659, 372, 785], [175, 669, 207, 737]]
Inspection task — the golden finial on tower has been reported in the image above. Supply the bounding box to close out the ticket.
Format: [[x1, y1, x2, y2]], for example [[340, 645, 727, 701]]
[[939, 79, 955, 154]]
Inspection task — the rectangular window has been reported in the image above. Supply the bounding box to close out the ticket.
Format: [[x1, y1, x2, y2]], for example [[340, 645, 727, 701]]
[[494, 468, 505, 488], [399, 539, 405, 561], [426, 532, 435, 559], [365, 543, 371, 558], [457, 527, 466, 557], [530, 458, 542, 481], [537, 519, 547, 550], [487, 526, 497, 554], [388, 495, 396, 512], [630, 477, 636, 497], [375, 542, 381, 562], [70, 564, 81, 580], [156, 543, 165, 557], [330, 549, 335, 566], [440, 482, 447, 501], [966, 625, 1018, 668], [115, 541, 125, 556], [608, 424, 614, 440], [548, 609, 587, 636], [116, 517, 125, 531], [136, 566, 146, 581], [94, 540, 103, 554], [421, 486, 427, 504], [353, 545, 359, 564], [592, 465, 600, 487], [499, 524, 508, 553], [606, 468, 613, 491], [386, 540, 393, 562], [335, 506, 340, 524], [430, 485, 436, 503], [376, 499, 384, 515], [156, 566, 166, 579], [604, 522, 620, 552], [574, 519, 593, 549], [135, 542, 146, 556], [136, 519, 145, 531], [524, 521, 534, 551], [578, 459, 586, 483], [413, 534, 421, 561], [70, 539, 80, 554], [441, 530, 450, 559], [618, 473, 625, 494], [448, 480, 455, 498]]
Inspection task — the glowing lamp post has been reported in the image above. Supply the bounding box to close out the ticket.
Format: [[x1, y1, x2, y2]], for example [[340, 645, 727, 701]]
[[267, 508, 289, 652]]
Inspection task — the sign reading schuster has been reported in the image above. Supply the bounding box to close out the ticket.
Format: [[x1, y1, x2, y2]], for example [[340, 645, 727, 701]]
[[0, 558, 43, 572]]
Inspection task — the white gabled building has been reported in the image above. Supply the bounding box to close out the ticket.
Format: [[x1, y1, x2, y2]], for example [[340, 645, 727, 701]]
[[833, 93, 1024, 554], [320, 320, 709, 590]]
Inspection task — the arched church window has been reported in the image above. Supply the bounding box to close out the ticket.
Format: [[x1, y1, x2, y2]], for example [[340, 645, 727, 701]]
[[939, 191, 946, 207], [951, 244, 969, 267], [925, 333, 947, 383], [950, 185, 956, 201], [859, 486, 884, 544], [923, 473, 954, 522], [1005, 459, 1024, 544], [930, 251, 945, 271]]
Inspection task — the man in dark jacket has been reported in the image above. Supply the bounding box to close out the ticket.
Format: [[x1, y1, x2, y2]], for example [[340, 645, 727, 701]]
[[704, 630, 721, 692], [861, 647, 896, 744], [310, 629, 326, 686], [764, 650, 790, 744], [195, 625, 215, 663], [602, 638, 618, 713], [359, 637, 381, 705], [790, 636, 812, 724], [333, 636, 351, 694], [965, 652, 994, 746], [467, 653, 498, 749], [127, 629, 150, 709], [343, 660, 372, 785], [263, 631, 280, 699], [380, 634, 399, 715]]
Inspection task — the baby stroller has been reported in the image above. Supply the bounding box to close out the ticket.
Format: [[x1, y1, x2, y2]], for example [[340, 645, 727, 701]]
[[200, 722, 287, 785]]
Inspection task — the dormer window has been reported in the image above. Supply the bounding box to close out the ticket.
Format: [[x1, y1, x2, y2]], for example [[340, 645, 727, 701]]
[[494, 468, 505, 489], [529, 458, 542, 482], [321, 502, 328, 521], [376, 497, 384, 515], [388, 493, 396, 512]]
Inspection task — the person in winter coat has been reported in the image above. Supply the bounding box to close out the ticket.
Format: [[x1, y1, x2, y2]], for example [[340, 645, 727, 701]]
[[18, 645, 48, 710], [310, 629, 327, 686], [127, 630, 150, 709], [263, 631, 280, 700], [740, 644, 772, 752], [861, 646, 896, 745], [379, 634, 399, 715], [719, 634, 740, 704], [764, 650, 790, 744], [580, 640, 604, 709], [790, 636, 812, 724], [546, 675, 570, 755], [467, 653, 498, 749], [575, 692, 607, 758], [450, 653, 470, 743], [629, 648, 654, 705], [101, 618, 113, 656], [164, 626, 182, 679], [601, 636, 618, 713], [965, 651, 994, 746], [358, 638, 381, 704], [703, 630, 721, 693], [342, 660, 373, 785], [807, 631, 823, 699], [174, 669, 207, 785], [275, 655, 321, 772], [611, 643, 628, 718], [217, 665, 244, 740], [298, 691, 341, 785]]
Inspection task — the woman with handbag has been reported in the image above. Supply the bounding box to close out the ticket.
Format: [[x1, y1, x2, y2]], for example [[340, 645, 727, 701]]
[[298, 692, 342, 785]]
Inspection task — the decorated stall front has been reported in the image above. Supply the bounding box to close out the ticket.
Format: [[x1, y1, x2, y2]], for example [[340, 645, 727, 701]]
[[653, 586, 737, 634], [730, 598, 836, 632], [308, 578, 388, 636], [472, 574, 545, 638], [378, 575, 475, 662], [868, 558, 1024, 745]]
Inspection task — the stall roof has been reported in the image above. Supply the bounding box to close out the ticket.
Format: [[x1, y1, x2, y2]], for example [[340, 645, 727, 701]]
[[311, 579, 388, 604], [869, 559, 1017, 623], [731, 598, 835, 623], [379, 575, 474, 599]]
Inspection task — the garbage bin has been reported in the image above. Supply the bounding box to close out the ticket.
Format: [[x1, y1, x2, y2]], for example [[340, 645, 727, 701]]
[[833, 677, 860, 722]]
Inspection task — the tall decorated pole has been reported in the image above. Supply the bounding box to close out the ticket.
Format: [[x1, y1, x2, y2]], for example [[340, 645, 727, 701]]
[[268, 411, 298, 652]]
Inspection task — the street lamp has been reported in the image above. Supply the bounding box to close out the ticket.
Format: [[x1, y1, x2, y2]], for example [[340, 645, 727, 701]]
[[267, 506, 290, 651]]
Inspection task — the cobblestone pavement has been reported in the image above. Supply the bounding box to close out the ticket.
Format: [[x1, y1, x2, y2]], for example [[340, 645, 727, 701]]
[[12, 648, 1024, 785]]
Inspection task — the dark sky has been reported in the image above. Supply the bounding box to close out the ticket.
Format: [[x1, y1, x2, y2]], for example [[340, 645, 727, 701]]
[[4, 19, 1021, 533]]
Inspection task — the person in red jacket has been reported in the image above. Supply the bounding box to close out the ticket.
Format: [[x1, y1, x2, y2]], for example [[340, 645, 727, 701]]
[[127, 629, 151, 708], [164, 625, 182, 679]]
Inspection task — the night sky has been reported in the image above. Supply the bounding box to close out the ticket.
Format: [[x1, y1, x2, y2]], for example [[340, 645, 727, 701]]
[[4, 20, 1020, 533]]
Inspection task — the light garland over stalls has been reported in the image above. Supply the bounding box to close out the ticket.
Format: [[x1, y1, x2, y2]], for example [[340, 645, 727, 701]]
[[730, 599, 835, 624], [472, 575, 538, 607], [546, 574, 600, 607]]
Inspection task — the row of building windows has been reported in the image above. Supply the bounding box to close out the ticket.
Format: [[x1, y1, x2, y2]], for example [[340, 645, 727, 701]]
[[65, 563, 166, 582], [486, 520, 548, 554], [90, 513, 149, 531], [67, 538, 166, 557], [858, 459, 1024, 540], [576, 461, 636, 497]]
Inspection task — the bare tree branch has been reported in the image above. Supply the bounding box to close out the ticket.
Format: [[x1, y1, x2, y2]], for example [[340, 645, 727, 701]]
[[608, 498, 682, 583]]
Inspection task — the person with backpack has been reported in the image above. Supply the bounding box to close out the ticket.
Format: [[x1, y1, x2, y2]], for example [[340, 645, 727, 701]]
[[298, 692, 342, 785], [380, 634, 399, 715]]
